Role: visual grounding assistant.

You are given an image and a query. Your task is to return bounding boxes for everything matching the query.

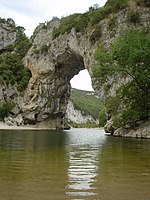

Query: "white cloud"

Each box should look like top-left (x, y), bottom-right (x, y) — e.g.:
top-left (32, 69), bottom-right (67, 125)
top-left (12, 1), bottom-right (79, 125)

top-left (71, 70), bottom-right (94, 91)
top-left (0, 0), bottom-right (107, 36)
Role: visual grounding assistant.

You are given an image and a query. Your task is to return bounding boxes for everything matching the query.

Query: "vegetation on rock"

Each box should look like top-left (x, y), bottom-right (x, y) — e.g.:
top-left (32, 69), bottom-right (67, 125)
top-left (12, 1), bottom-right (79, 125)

top-left (70, 88), bottom-right (104, 122)
top-left (0, 102), bottom-right (13, 121)
top-left (0, 0), bottom-right (149, 131)
top-left (135, 0), bottom-right (150, 7)
top-left (99, 108), bottom-right (107, 127)
top-left (52, 13), bottom-right (88, 39)
top-left (52, 0), bottom-right (131, 39)
top-left (127, 10), bottom-right (141, 24)
top-left (0, 18), bottom-right (31, 91)
top-left (93, 28), bottom-right (150, 128)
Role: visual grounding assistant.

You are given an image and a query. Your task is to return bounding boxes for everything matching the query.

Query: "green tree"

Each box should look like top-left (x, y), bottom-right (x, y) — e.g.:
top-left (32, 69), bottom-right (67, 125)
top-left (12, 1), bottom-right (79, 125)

top-left (99, 108), bottom-right (107, 127)
top-left (7, 18), bottom-right (15, 26)
top-left (0, 52), bottom-right (31, 90)
top-left (93, 28), bottom-right (150, 127)
top-left (105, 0), bottom-right (128, 11)
top-left (0, 19), bottom-right (31, 91)
top-left (0, 103), bottom-right (13, 121)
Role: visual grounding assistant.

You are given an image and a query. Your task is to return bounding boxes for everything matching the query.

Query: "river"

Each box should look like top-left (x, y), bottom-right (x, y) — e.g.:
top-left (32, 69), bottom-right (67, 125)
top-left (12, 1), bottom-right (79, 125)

top-left (0, 128), bottom-right (150, 200)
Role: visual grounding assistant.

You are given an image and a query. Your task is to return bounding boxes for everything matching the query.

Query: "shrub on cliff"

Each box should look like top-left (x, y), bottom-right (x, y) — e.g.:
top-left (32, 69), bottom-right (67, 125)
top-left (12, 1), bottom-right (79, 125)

top-left (0, 19), bottom-right (31, 91)
top-left (0, 102), bottom-right (13, 121)
top-left (0, 53), bottom-right (31, 91)
top-left (52, 0), bottom-right (129, 39)
top-left (136, 0), bottom-right (150, 7)
top-left (99, 108), bottom-right (107, 127)
top-left (105, 0), bottom-right (128, 12)
top-left (93, 28), bottom-right (150, 128)
top-left (88, 5), bottom-right (112, 26)
top-left (127, 10), bottom-right (141, 24)
top-left (52, 13), bottom-right (88, 39)
top-left (89, 26), bottom-right (102, 45)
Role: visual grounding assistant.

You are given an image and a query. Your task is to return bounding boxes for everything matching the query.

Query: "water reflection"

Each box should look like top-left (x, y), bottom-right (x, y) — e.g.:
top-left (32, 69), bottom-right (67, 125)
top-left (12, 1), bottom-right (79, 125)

top-left (0, 129), bottom-right (150, 200)
top-left (66, 128), bottom-right (106, 199)
top-left (0, 130), bottom-right (69, 200)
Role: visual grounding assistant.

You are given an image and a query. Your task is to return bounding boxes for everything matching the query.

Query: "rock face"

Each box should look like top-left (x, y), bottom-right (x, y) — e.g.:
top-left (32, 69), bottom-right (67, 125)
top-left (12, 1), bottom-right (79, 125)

top-left (113, 121), bottom-right (150, 139)
top-left (22, 21), bottom-right (86, 128)
top-left (21, 17), bottom-right (97, 128)
top-left (0, 21), bottom-right (17, 51)
top-left (0, 2), bottom-right (150, 132)
top-left (66, 100), bottom-right (97, 124)
top-left (23, 2), bottom-right (149, 129)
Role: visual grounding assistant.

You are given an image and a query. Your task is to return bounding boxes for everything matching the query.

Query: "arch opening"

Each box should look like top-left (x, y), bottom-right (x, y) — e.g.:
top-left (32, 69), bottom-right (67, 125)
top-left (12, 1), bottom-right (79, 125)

top-left (70, 69), bottom-right (94, 91)
top-left (23, 48), bottom-right (98, 129)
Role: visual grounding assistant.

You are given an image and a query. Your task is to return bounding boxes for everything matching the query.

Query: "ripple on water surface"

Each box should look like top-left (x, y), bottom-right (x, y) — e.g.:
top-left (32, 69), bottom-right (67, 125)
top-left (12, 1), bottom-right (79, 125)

top-left (0, 128), bottom-right (150, 200)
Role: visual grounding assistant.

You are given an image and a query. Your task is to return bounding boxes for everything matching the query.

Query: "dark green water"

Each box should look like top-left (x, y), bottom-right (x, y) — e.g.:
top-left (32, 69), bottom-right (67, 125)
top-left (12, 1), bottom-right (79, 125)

top-left (0, 128), bottom-right (150, 200)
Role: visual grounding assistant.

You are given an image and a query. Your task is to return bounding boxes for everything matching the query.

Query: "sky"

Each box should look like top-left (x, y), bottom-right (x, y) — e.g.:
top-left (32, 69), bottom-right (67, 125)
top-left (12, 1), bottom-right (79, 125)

top-left (0, 0), bottom-right (107, 91)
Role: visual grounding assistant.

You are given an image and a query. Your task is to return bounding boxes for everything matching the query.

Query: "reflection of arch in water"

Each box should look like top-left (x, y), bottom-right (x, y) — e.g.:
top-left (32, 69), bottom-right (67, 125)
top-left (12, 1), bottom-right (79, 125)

top-left (65, 128), bottom-right (106, 199)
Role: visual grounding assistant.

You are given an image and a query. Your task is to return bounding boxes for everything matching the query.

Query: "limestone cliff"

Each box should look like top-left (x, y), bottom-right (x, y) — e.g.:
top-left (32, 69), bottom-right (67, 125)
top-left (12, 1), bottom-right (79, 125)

top-left (23, 0), bottom-right (149, 130)
top-left (0, 1), bottom-right (149, 134)
top-left (66, 88), bottom-right (102, 125)
top-left (66, 101), bottom-right (97, 124)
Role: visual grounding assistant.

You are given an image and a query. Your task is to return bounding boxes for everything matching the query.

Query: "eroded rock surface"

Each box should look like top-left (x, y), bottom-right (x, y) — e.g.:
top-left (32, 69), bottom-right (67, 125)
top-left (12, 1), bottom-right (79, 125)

top-left (66, 100), bottom-right (97, 124)
top-left (0, 2), bottom-right (150, 132)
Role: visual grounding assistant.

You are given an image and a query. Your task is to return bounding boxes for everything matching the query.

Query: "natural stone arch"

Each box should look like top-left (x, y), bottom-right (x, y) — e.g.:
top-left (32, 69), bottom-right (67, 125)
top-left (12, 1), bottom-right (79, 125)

top-left (22, 4), bottom-right (149, 129)
top-left (21, 20), bottom-right (95, 129)
top-left (23, 46), bottom-right (85, 128)
top-left (54, 49), bottom-right (85, 80)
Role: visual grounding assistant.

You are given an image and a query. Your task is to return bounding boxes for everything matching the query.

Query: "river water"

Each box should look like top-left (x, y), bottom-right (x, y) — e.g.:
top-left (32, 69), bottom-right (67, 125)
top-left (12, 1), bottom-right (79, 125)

top-left (0, 128), bottom-right (150, 200)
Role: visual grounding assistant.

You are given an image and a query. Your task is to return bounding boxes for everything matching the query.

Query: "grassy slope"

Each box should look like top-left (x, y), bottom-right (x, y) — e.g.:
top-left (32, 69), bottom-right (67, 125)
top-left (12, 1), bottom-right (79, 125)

top-left (69, 88), bottom-right (104, 119)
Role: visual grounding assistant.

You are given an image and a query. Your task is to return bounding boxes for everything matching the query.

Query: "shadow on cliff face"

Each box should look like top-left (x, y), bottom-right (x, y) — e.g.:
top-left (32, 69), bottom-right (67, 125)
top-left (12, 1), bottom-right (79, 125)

top-left (55, 49), bottom-right (85, 80)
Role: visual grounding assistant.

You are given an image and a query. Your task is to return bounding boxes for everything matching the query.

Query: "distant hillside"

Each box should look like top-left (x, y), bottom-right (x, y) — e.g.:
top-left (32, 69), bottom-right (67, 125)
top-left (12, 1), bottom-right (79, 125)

top-left (69, 88), bottom-right (104, 120)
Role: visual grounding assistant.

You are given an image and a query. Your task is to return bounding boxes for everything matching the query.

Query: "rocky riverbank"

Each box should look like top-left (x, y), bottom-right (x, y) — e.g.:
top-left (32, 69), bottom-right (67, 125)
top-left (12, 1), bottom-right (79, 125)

top-left (114, 121), bottom-right (150, 139)
top-left (0, 122), bottom-right (56, 130)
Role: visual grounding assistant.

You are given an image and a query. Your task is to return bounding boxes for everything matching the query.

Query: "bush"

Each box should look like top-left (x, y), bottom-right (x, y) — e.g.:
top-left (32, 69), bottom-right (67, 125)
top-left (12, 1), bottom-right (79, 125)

top-left (93, 44), bottom-right (114, 85)
top-left (15, 34), bottom-right (31, 59)
top-left (74, 13), bottom-right (89, 32)
top-left (89, 27), bottom-right (102, 45)
top-left (93, 28), bottom-right (150, 128)
top-left (88, 9), bottom-right (104, 26)
top-left (106, 0), bottom-right (128, 12)
top-left (17, 69), bottom-right (31, 91)
top-left (127, 10), bottom-right (141, 24)
top-left (105, 96), bottom-right (120, 117)
top-left (52, 13), bottom-right (89, 39)
top-left (99, 108), bottom-right (107, 127)
top-left (52, 0), bottom-right (128, 39)
top-left (40, 45), bottom-right (49, 53)
top-left (108, 16), bottom-right (117, 29)
top-left (88, 5), bottom-right (112, 26)
top-left (114, 108), bottom-right (141, 128)
top-left (0, 18), bottom-right (6, 24)
top-left (52, 27), bottom-right (61, 39)
top-left (7, 18), bottom-right (15, 26)
top-left (0, 53), bottom-right (31, 90)
top-left (0, 19), bottom-right (32, 91)
top-left (136, 0), bottom-right (150, 7)
top-left (52, 4), bottom-right (113, 39)
top-left (0, 102), bottom-right (13, 120)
